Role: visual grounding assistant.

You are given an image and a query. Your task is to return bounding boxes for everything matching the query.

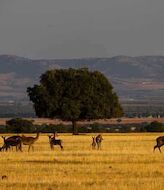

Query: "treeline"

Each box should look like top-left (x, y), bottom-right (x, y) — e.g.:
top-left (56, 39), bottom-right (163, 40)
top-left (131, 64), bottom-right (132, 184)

top-left (0, 118), bottom-right (164, 133)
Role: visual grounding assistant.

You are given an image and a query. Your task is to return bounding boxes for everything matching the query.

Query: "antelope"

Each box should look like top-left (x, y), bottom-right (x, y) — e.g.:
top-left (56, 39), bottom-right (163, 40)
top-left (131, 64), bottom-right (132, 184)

top-left (95, 134), bottom-right (103, 150)
top-left (91, 136), bottom-right (96, 149)
top-left (3, 135), bottom-right (22, 151)
top-left (48, 133), bottom-right (63, 150)
top-left (2, 135), bottom-right (22, 151)
top-left (21, 132), bottom-right (39, 152)
top-left (1, 136), bottom-right (22, 152)
top-left (154, 136), bottom-right (164, 153)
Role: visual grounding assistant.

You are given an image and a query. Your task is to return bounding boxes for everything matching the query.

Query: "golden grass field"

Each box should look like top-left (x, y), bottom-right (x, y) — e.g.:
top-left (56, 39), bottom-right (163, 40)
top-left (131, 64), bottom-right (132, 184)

top-left (0, 133), bottom-right (163, 190)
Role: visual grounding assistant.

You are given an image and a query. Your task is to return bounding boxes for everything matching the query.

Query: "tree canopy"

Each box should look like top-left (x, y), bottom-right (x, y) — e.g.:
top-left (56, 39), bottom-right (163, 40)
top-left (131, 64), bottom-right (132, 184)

top-left (27, 68), bottom-right (123, 134)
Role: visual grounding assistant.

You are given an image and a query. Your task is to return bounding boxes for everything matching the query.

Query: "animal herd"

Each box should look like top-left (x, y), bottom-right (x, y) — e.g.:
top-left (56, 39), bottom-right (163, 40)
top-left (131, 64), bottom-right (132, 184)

top-left (0, 132), bottom-right (64, 152)
top-left (0, 133), bottom-right (163, 153)
top-left (0, 133), bottom-right (40, 152)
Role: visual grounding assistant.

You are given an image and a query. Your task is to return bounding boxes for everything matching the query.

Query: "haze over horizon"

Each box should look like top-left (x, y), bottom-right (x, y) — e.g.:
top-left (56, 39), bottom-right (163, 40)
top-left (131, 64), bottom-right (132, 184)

top-left (1, 1), bottom-right (164, 59)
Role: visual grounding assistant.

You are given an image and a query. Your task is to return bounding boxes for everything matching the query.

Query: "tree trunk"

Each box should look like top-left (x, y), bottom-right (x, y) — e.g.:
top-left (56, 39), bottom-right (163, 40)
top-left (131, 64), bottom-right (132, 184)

top-left (72, 120), bottom-right (78, 135)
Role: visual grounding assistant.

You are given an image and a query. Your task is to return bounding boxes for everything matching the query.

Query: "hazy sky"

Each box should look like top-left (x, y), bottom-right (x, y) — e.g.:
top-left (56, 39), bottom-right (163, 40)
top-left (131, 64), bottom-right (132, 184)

top-left (1, 0), bottom-right (164, 59)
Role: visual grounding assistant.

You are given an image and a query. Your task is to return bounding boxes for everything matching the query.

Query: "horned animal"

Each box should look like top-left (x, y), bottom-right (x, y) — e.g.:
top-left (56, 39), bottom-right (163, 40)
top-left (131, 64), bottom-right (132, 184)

top-left (154, 136), bottom-right (164, 153)
top-left (21, 132), bottom-right (39, 152)
top-left (48, 134), bottom-right (63, 150)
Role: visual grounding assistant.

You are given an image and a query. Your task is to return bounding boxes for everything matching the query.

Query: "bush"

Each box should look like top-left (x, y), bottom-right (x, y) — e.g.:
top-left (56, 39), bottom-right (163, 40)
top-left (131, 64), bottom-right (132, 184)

top-left (6, 118), bottom-right (35, 133)
top-left (90, 123), bottom-right (102, 132)
top-left (145, 121), bottom-right (164, 132)
top-left (35, 124), bottom-right (72, 133)
top-left (0, 125), bottom-right (7, 133)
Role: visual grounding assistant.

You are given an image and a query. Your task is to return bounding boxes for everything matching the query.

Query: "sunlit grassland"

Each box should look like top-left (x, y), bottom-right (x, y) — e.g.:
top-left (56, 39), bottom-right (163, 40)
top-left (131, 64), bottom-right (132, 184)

top-left (0, 133), bottom-right (163, 190)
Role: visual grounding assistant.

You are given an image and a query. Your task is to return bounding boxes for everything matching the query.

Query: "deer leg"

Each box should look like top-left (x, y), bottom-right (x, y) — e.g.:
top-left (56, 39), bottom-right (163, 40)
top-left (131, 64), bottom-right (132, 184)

top-left (5, 145), bottom-right (8, 151)
top-left (20, 144), bottom-right (23, 152)
top-left (5, 145), bottom-right (9, 152)
top-left (97, 142), bottom-right (101, 150)
top-left (158, 146), bottom-right (162, 153)
top-left (28, 145), bottom-right (31, 152)
top-left (1, 145), bottom-right (5, 152)
top-left (154, 145), bottom-right (158, 152)
top-left (50, 143), bottom-right (54, 150)
top-left (97, 143), bottom-right (99, 150)
top-left (1, 145), bottom-right (5, 151)
top-left (60, 145), bottom-right (63, 150)
top-left (16, 145), bottom-right (20, 152)
top-left (18, 144), bottom-right (22, 152)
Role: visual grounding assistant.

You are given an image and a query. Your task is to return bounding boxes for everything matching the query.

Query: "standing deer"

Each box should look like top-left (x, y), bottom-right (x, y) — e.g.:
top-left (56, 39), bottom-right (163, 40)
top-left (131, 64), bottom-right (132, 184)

top-left (1, 136), bottom-right (22, 152)
top-left (95, 134), bottom-right (103, 150)
top-left (21, 132), bottom-right (39, 152)
top-left (3, 135), bottom-right (22, 151)
top-left (91, 136), bottom-right (96, 149)
top-left (154, 136), bottom-right (164, 153)
top-left (48, 133), bottom-right (63, 150)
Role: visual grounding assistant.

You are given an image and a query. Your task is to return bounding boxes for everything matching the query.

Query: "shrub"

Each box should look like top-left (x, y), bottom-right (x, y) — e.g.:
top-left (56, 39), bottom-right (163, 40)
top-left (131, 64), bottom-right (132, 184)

top-left (145, 121), bottom-right (164, 132)
top-left (6, 118), bottom-right (34, 133)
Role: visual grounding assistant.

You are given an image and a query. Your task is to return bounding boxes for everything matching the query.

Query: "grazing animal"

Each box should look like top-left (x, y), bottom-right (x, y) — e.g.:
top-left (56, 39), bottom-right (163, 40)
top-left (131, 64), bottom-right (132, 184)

top-left (154, 136), bottom-right (164, 153)
top-left (21, 133), bottom-right (39, 152)
top-left (1, 136), bottom-right (22, 152)
top-left (91, 136), bottom-right (96, 149)
top-left (2, 135), bottom-right (22, 151)
top-left (48, 134), bottom-right (63, 150)
top-left (95, 134), bottom-right (103, 150)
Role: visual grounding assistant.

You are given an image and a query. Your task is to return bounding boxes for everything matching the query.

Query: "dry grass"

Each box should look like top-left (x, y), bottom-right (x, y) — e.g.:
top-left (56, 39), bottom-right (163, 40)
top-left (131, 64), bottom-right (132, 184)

top-left (0, 133), bottom-right (163, 190)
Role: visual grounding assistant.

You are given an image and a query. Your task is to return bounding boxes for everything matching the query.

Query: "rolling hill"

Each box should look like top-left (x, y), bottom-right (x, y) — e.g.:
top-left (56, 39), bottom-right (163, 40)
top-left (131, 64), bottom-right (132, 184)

top-left (0, 54), bottom-right (164, 102)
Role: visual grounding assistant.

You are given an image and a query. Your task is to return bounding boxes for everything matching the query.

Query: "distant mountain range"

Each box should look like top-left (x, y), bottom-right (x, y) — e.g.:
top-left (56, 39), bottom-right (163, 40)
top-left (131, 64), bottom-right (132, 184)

top-left (0, 54), bottom-right (164, 102)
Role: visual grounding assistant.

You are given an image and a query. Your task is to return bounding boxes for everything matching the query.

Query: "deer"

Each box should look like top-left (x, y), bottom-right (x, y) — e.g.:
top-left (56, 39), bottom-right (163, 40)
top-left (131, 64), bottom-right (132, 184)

top-left (2, 135), bottom-right (22, 151)
top-left (91, 136), bottom-right (96, 149)
top-left (21, 132), bottom-right (39, 152)
top-left (154, 136), bottom-right (164, 153)
top-left (48, 132), bottom-right (63, 150)
top-left (0, 136), bottom-right (22, 152)
top-left (95, 134), bottom-right (103, 150)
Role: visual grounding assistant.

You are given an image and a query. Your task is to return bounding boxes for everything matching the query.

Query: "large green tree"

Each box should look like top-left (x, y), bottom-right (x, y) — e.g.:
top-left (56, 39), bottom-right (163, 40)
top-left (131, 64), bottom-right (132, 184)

top-left (27, 68), bottom-right (123, 134)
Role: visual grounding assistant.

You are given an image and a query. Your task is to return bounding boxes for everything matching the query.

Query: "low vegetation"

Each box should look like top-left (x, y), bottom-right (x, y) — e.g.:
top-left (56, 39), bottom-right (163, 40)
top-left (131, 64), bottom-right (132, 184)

top-left (0, 133), bottom-right (163, 190)
top-left (1, 118), bottom-right (164, 133)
